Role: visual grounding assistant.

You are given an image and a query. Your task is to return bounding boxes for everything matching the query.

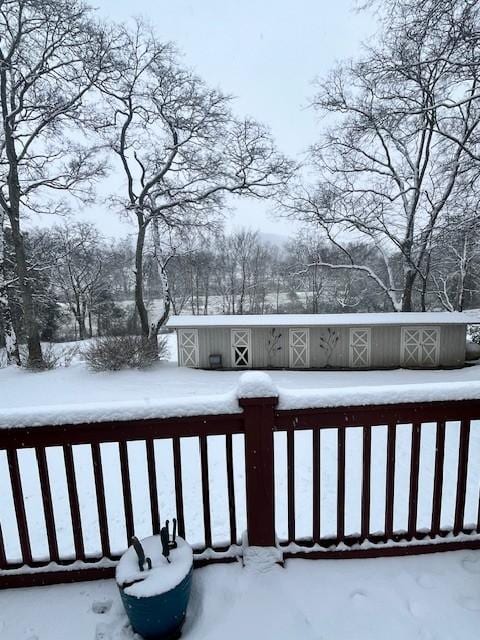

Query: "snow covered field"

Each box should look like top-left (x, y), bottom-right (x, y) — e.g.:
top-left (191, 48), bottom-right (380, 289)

top-left (2, 333), bottom-right (480, 427)
top-left (2, 551), bottom-right (480, 639)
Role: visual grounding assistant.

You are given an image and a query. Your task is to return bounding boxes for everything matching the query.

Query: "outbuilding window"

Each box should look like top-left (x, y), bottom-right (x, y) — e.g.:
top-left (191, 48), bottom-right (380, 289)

top-left (231, 328), bottom-right (251, 367)
top-left (401, 327), bottom-right (440, 367)
top-left (178, 329), bottom-right (199, 367)
top-left (289, 328), bottom-right (310, 368)
top-left (349, 328), bottom-right (371, 367)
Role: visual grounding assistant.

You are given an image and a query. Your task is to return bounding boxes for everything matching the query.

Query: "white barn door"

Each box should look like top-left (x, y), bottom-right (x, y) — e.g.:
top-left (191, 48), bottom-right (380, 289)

top-left (178, 329), bottom-right (199, 367)
top-left (231, 329), bottom-right (251, 368)
top-left (289, 328), bottom-right (310, 368)
top-left (401, 327), bottom-right (440, 366)
top-left (349, 328), bottom-right (371, 368)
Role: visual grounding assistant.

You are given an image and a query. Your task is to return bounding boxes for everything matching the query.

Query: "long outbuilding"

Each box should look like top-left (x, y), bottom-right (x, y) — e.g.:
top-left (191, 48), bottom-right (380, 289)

top-left (166, 312), bottom-right (478, 370)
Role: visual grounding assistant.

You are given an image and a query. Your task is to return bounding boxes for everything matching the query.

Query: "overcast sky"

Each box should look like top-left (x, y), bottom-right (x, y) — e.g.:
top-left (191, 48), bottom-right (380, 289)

top-left (78, 0), bottom-right (376, 240)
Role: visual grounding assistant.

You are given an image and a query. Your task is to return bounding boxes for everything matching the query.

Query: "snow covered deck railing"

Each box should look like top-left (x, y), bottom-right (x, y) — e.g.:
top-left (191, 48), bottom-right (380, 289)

top-left (2, 372), bottom-right (480, 589)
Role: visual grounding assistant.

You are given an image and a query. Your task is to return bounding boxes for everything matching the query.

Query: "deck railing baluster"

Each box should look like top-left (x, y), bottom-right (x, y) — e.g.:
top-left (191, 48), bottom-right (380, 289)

top-left (454, 419), bottom-right (471, 535)
top-left (408, 423), bottom-right (422, 539)
top-left (361, 426), bottom-right (372, 541)
top-left (118, 441), bottom-right (134, 545)
top-left (225, 434), bottom-right (237, 546)
top-left (6, 449), bottom-right (32, 565)
top-left (385, 424), bottom-right (396, 537)
top-left (312, 428), bottom-right (321, 543)
top-left (173, 437), bottom-right (186, 539)
top-left (337, 427), bottom-right (346, 542)
top-left (145, 439), bottom-right (161, 536)
top-left (431, 421), bottom-right (446, 536)
top-left (287, 430), bottom-right (295, 543)
top-left (91, 443), bottom-right (110, 558)
top-left (199, 435), bottom-right (212, 549)
top-left (0, 522), bottom-right (7, 569)
top-left (62, 444), bottom-right (85, 561)
top-left (35, 446), bottom-right (59, 563)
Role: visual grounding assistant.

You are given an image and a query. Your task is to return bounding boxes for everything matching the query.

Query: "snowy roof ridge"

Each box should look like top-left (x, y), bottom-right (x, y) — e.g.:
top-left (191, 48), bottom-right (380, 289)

top-left (167, 311), bottom-right (479, 328)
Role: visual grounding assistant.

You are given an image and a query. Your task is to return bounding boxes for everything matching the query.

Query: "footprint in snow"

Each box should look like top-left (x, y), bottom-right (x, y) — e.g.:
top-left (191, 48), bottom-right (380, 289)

top-left (92, 600), bottom-right (113, 615)
top-left (416, 574), bottom-right (436, 589)
top-left (461, 553), bottom-right (480, 574)
top-left (406, 599), bottom-right (425, 619)
top-left (350, 589), bottom-right (368, 606)
top-left (457, 596), bottom-right (480, 612)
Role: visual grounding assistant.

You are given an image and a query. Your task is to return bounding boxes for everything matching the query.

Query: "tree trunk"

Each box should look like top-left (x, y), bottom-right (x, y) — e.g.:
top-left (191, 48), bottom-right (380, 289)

top-left (204, 279), bottom-right (209, 315)
top-left (420, 275), bottom-right (427, 312)
top-left (74, 296), bottom-right (86, 339)
top-left (401, 270), bottom-right (416, 311)
top-left (143, 217), bottom-right (173, 358)
top-left (0, 296), bottom-right (21, 365)
top-left (0, 216), bottom-right (20, 365)
top-left (8, 214), bottom-right (44, 367)
top-left (134, 222), bottom-right (150, 337)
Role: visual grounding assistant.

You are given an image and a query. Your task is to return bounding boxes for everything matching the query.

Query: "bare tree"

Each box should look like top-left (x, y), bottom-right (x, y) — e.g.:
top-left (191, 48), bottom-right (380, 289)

top-left (0, 0), bottom-right (113, 367)
top-left (430, 209), bottom-right (480, 311)
top-left (50, 222), bottom-right (106, 339)
top-left (283, 0), bottom-right (480, 311)
top-left (99, 23), bottom-right (294, 349)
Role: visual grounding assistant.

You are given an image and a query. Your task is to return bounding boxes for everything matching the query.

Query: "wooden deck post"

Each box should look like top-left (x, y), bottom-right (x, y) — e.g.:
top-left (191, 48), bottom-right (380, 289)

top-left (239, 396), bottom-right (278, 547)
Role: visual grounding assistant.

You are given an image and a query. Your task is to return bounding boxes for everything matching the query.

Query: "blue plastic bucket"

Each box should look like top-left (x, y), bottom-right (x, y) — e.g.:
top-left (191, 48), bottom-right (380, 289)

top-left (120, 565), bottom-right (193, 639)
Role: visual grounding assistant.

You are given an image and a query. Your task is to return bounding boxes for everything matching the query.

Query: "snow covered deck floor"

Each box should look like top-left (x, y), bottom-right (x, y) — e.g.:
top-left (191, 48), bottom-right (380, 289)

top-left (2, 551), bottom-right (480, 639)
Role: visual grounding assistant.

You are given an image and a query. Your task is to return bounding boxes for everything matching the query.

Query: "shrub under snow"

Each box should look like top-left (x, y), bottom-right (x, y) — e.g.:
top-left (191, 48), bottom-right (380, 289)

top-left (84, 336), bottom-right (168, 372)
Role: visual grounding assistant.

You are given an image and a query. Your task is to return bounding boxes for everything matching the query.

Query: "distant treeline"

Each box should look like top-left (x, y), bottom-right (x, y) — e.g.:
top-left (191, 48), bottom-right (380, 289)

top-left (2, 223), bottom-right (479, 348)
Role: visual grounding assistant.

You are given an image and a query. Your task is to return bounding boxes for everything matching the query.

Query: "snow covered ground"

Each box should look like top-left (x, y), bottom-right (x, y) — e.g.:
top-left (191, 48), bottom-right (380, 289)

top-left (2, 551), bottom-right (480, 639)
top-left (1, 333), bottom-right (480, 427)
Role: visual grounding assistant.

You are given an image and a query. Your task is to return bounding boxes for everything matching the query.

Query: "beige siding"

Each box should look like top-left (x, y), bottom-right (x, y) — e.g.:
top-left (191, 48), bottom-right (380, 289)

top-left (439, 325), bottom-right (466, 367)
top-left (370, 326), bottom-right (401, 368)
top-left (181, 322), bottom-right (467, 369)
top-left (197, 327), bottom-right (232, 368)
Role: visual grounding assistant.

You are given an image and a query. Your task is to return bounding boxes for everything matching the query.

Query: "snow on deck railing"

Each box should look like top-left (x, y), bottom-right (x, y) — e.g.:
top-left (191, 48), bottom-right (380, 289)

top-left (278, 379), bottom-right (480, 411)
top-left (3, 372), bottom-right (480, 429)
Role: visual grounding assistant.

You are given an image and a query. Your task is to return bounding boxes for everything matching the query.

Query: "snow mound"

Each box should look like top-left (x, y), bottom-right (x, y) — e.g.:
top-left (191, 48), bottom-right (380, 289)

top-left (116, 535), bottom-right (193, 598)
top-left (243, 545), bottom-right (283, 572)
top-left (236, 371), bottom-right (278, 399)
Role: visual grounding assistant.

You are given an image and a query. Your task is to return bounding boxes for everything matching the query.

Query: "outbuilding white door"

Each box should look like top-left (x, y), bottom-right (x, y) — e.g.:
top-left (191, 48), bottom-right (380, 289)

top-left (289, 328), bottom-right (310, 368)
top-left (231, 329), bottom-right (251, 368)
top-left (401, 327), bottom-right (440, 366)
top-left (178, 329), bottom-right (199, 367)
top-left (349, 328), bottom-right (371, 368)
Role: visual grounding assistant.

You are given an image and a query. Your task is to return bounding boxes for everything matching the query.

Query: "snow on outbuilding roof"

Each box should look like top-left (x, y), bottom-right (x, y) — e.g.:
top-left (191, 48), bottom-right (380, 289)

top-left (167, 311), bottom-right (479, 329)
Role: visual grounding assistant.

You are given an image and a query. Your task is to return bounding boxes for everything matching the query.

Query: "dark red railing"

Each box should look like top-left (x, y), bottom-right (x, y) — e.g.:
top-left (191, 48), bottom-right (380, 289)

top-left (1, 396), bottom-right (480, 589)
top-left (274, 400), bottom-right (480, 559)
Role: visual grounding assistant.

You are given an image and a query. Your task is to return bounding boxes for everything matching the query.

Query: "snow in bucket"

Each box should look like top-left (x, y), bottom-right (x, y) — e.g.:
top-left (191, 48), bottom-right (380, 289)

top-left (116, 535), bottom-right (193, 598)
